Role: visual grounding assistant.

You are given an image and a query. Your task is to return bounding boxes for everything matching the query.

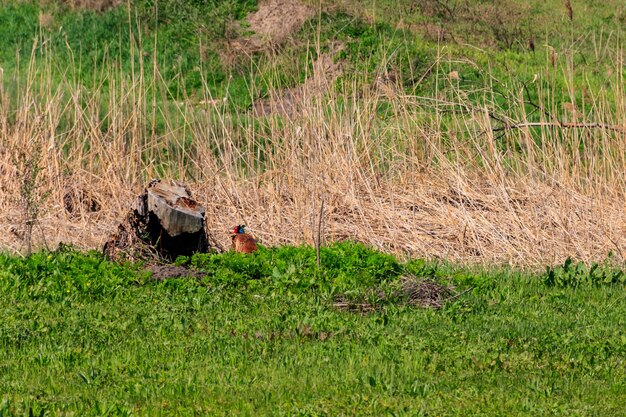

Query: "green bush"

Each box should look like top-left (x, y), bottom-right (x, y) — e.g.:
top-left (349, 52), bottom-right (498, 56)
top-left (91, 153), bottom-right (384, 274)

top-left (189, 241), bottom-right (401, 292)
top-left (0, 246), bottom-right (141, 302)
top-left (543, 257), bottom-right (626, 288)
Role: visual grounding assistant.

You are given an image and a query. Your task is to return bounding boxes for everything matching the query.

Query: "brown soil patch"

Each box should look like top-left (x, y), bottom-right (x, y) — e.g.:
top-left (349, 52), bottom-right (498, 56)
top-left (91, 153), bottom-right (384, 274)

top-left (222, 0), bottom-right (342, 117)
top-left (394, 277), bottom-right (456, 308)
top-left (334, 277), bottom-right (458, 313)
top-left (62, 0), bottom-right (123, 12)
top-left (63, 185), bottom-right (102, 218)
top-left (253, 43), bottom-right (344, 116)
top-left (231, 0), bottom-right (316, 53)
top-left (248, 0), bottom-right (314, 44)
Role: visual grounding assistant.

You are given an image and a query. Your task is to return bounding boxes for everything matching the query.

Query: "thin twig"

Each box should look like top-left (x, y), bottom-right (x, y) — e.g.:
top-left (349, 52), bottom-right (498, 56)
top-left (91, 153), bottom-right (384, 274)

top-left (608, 237), bottom-right (624, 263)
top-left (492, 121), bottom-right (626, 134)
top-left (445, 286), bottom-right (475, 302)
top-left (521, 80), bottom-right (559, 123)
top-left (316, 199), bottom-right (324, 268)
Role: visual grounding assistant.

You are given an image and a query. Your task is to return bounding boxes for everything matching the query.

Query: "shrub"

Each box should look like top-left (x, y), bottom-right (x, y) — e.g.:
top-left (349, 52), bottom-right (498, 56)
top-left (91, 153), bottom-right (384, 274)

top-left (543, 257), bottom-right (626, 288)
top-left (189, 241), bottom-right (402, 292)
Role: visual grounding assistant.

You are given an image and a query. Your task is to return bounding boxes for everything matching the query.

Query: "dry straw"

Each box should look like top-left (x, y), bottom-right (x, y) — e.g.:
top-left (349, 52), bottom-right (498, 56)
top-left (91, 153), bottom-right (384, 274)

top-left (0, 26), bottom-right (624, 268)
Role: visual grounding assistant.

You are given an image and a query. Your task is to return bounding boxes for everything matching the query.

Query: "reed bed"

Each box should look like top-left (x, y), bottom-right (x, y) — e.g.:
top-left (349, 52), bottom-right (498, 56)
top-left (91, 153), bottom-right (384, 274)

top-left (1, 35), bottom-right (624, 267)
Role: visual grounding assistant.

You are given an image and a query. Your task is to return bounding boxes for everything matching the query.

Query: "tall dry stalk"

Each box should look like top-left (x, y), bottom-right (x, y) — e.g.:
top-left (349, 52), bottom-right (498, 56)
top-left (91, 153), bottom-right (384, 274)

top-left (0, 18), bottom-right (624, 266)
top-left (564, 0), bottom-right (573, 21)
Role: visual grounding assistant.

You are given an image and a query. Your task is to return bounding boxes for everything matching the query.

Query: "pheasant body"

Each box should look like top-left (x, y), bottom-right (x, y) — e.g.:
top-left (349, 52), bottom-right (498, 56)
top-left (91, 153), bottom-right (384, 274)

top-left (231, 225), bottom-right (258, 253)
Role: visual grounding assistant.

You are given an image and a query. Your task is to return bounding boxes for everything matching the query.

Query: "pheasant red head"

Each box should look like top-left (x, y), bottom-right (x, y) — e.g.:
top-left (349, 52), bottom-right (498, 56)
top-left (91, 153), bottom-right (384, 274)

top-left (231, 225), bottom-right (257, 253)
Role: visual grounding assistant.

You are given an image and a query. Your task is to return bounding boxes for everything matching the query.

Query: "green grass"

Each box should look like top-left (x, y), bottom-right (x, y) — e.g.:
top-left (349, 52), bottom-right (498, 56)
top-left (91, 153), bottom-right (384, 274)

top-left (1, 0), bottom-right (622, 107)
top-left (1, 243), bottom-right (626, 416)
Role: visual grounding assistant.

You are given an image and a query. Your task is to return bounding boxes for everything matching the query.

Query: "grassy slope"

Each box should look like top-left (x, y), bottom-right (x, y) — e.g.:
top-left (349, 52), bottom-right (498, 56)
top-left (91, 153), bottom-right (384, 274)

top-left (1, 245), bottom-right (626, 416)
top-left (1, 0), bottom-right (623, 192)
top-left (1, 0), bottom-right (623, 107)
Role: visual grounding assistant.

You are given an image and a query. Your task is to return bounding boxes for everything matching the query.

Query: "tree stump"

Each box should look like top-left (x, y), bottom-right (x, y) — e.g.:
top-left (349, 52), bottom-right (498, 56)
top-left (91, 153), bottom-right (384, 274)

top-left (104, 179), bottom-right (210, 261)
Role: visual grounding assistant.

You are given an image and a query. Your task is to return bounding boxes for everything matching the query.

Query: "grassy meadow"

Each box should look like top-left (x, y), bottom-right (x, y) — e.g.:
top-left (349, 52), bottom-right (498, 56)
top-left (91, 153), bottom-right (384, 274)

top-left (1, 244), bottom-right (626, 416)
top-left (1, 0), bottom-right (626, 415)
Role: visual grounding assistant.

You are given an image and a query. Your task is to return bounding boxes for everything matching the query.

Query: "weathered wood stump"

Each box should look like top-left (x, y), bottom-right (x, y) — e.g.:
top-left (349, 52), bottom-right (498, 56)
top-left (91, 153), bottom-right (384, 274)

top-left (104, 179), bottom-right (210, 261)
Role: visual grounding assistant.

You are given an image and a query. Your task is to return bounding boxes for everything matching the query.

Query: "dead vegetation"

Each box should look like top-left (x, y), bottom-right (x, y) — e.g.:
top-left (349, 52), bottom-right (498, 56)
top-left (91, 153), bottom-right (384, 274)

top-left (146, 264), bottom-right (207, 281)
top-left (239, 0), bottom-right (315, 51)
top-left (333, 276), bottom-right (458, 313)
top-left (0, 34), bottom-right (625, 267)
top-left (220, 0), bottom-right (335, 115)
top-left (61, 0), bottom-right (123, 12)
top-left (224, 0), bottom-right (316, 61)
top-left (253, 42), bottom-right (344, 116)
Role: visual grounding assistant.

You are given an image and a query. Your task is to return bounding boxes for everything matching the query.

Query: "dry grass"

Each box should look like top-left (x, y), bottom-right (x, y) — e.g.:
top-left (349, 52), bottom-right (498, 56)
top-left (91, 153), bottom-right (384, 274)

top-left (334, 277), bottom-right (457, 312)
top-left (61, 0), bottom-right (124, 12)
top-left (0, 37), bottom-right (625, 267)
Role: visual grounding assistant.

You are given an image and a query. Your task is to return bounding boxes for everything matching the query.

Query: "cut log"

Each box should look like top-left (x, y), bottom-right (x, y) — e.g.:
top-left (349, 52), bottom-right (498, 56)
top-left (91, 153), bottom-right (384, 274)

top-left (146, 181), bottom-right (205, 237)
top-left (104, 179), bottom-right (211, 261)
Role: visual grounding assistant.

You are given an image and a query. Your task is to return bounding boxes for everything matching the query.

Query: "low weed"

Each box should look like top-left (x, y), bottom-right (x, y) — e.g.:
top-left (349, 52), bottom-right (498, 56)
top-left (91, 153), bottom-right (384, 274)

top-left (188, 241), bottom-right (402, 294)
top-left (543, 257), bottom-right (626, 288)
top-left (1, 245), bottom-right (626, 415)
top-left (0, 245), bottom-right (142, 303)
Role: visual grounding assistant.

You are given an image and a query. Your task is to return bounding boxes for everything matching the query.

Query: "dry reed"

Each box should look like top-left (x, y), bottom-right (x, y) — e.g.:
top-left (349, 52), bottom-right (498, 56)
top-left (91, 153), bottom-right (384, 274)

top-left (0, 29), bottom-right (624, 268)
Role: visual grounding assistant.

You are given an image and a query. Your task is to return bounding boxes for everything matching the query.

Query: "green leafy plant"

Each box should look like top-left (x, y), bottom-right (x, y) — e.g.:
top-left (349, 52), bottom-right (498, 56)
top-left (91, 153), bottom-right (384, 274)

top-left (189, 241), bottom-right (401, 293)
top-left (1, 245), bottom-right (626, 415)
top-left (543, 257), bottom-right (626, 288)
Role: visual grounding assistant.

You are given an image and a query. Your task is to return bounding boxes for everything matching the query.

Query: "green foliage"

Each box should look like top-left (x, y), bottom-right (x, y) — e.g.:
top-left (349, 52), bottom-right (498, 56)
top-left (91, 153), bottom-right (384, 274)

top-left (190, 241), bottom-right (401, 292)
top-left (0, 0), bottom-right (258, 98)
top-left (543, 257), bottom-right (626, 288)
top-left (0, 246), bottom-right (141, 303)
top-left (0, 2), bottom-right (39, 58)
top-left (1, 245), bottom-right (626, 415)
top-left (297, 12), bottom-right (433, 90)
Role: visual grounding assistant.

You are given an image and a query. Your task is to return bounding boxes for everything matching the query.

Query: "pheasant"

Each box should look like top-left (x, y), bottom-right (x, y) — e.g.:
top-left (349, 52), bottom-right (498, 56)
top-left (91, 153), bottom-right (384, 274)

top-left (231, 225), bottom-right (258, 253)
